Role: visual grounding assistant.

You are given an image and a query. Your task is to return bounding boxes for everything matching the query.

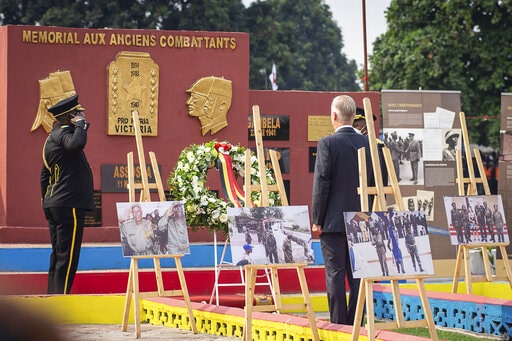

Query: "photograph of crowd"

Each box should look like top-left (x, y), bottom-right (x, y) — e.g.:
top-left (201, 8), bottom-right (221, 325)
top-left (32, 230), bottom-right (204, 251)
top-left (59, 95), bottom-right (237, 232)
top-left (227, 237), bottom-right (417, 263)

top-left (443, 195), bottom-right (509, 245)
top-left (116, 201), bottom-right (190, 257)
top-left (227, 206), bottom-right (314, 266)
top-left (343, 210), bottom-right (434, 278)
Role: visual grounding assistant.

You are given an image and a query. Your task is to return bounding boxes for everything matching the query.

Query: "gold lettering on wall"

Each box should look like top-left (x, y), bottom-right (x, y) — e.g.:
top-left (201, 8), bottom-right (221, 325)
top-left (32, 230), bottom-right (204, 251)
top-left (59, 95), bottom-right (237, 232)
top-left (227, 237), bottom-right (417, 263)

top-left (22, 29), bottom-right (238, 50)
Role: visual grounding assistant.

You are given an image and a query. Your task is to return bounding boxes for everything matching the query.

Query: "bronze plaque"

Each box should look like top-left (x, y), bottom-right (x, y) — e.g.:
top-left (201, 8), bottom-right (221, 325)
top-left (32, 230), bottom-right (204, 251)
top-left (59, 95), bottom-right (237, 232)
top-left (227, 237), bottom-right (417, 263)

top-left (308, 115), bottom-right (333, 141)
top-left (107, 51), bottom-right (159, 136)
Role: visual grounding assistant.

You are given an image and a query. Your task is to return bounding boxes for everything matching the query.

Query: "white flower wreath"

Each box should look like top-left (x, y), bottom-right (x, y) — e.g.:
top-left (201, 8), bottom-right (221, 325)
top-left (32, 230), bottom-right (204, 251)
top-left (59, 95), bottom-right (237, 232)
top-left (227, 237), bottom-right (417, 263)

top-left (167, 140), bottom-right (281, 234)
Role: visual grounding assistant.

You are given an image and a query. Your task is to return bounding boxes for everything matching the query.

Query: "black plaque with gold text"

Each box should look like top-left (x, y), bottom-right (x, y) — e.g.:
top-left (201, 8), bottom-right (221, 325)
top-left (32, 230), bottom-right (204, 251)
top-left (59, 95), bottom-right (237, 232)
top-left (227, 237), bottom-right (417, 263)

top-left (248, 114), bottom-right (289, 140)
top-left (101, 164), bottom-right (161, 192)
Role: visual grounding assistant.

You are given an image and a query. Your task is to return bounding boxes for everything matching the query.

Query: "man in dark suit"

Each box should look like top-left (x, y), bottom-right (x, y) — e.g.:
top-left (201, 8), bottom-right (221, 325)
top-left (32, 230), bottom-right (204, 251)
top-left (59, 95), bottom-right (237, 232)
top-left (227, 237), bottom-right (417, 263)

top-left (312, 95), bottom-right (373, 325)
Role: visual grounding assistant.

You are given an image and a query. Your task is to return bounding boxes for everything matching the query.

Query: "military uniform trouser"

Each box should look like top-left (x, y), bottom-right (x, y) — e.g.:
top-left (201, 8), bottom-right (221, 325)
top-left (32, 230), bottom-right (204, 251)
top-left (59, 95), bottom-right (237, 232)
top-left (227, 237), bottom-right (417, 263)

top-left (44, 207), bottom-right (85, 294)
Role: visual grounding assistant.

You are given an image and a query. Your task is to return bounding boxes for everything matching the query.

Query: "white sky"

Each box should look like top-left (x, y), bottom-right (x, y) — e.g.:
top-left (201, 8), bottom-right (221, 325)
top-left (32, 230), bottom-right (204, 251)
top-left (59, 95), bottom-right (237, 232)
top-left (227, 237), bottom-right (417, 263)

top-left (242, 0), bottom-right (391, 67)
top-left (328, 0), bottom-right (391, 67)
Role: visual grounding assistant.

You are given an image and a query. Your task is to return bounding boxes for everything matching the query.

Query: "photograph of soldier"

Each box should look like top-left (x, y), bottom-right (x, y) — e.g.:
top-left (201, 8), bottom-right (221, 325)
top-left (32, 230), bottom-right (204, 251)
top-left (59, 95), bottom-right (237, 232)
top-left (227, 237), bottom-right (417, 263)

top-left (405, 225), bottom-right (424, 272)
top-left (343, 210), bottom-right (433, 278)
top-left (156, 202), bottom-right (190, 255)
top-left (416, 190), bottom-right (435, 221)
top-left (263, 229), bottom-right (279, 264)
top-left (116, 201), bottom-right (190, 256)
top-left (443, 195), bottom-right (509, 245)
top-left (117, 203), bottom-right (155, 256)
top-left (386, 210), bottom-right (405, 274)
top-left (493, 204), bottom-right (505, 242)
top-left (371, 227), bottom-right (389, 276)
top-left (483, 201), bottom-right (496, 242)
top-left (227, 206), bottom-right (314, 265)
top-left (441, 129), bottom-right (461, 161)
top-left (384, 128), bottom-right (424, 185)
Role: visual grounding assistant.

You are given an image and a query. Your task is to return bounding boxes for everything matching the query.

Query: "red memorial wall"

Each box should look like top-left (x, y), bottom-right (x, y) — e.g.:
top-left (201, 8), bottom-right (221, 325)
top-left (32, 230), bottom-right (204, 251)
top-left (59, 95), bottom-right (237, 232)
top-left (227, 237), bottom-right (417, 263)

top-left (0, 25), bottom-right (380, 243)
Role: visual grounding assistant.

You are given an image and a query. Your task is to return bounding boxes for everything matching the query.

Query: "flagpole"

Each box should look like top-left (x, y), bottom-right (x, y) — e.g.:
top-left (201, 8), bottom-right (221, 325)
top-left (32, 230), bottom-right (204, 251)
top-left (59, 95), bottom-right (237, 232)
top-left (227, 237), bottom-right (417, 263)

top-left (362, 0), bottom-right (369, 91)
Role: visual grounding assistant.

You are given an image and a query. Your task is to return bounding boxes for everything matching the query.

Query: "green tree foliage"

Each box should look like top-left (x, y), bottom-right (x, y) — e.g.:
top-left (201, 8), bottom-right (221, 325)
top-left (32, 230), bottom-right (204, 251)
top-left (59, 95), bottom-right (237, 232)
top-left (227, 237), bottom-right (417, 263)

top-left (246, 0), bottom-right (358, 90)
top-left (370, 0), bottom-right (512, 149)
top-left (0, 0), bottom-right (358, 92)
top-left (161, 0), bottom-right (247, 32)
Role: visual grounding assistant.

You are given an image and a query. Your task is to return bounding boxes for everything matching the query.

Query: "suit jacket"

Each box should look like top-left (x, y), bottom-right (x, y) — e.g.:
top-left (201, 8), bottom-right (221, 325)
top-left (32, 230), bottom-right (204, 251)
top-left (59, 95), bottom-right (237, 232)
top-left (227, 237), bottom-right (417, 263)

top-left (312, 127), bottom-right (373, 233)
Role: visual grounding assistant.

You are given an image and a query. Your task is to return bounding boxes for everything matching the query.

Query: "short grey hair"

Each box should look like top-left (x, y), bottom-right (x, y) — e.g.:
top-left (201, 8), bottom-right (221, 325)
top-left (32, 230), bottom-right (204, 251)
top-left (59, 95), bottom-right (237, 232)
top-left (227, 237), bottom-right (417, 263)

top-left (331, 95), bottom-right (356, 122)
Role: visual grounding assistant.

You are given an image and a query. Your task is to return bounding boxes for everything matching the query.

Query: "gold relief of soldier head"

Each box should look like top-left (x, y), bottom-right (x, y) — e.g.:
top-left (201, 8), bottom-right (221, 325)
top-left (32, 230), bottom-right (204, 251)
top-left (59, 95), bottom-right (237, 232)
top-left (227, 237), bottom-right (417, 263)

top-left (186, 76), bottom-right (232, 136)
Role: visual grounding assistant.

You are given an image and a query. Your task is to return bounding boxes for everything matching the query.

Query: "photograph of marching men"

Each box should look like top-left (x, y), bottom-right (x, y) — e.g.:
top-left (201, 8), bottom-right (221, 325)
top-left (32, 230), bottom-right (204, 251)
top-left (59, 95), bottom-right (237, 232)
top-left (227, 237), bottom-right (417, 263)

top-left (227, 206), bottom-right (314, 266)
top-left (443, 195), bottom-right (509, 245)
top-left (401, 190), bottom-right (435, 222)
top-left (383, 128), bottom-right (424, 185)
top-left (116, 201), bottom-right (190, 257)
top-left (343, 210), bottom-right (434, 278)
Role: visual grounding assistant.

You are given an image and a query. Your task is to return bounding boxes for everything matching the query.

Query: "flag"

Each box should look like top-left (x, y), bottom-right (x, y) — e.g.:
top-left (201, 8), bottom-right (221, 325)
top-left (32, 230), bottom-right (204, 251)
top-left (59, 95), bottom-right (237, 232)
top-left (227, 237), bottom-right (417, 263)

top-left (268, 62), bottom-right (278, 90)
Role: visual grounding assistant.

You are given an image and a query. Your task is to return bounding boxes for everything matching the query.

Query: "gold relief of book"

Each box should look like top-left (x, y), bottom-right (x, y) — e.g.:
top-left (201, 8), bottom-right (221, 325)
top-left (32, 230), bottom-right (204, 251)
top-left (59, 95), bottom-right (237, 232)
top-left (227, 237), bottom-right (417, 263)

top-left (107, 51), bottom-right (159, 136)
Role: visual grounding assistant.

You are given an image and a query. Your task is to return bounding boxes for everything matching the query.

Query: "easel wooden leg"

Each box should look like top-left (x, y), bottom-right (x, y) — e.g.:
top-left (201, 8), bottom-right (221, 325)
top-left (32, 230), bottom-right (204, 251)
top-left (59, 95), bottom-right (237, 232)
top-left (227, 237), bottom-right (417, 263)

top-left (174, 256), bottom-right (197, 333)
top-left (391, 279), bottom-right (405, 328)
top-left (417, 278), bottom-right (439, 341)
top-left (351, 279), bottom-right (367, 341)
top-left (122, 258), bottom-right (134, 332)
top-left (451, 245), bottom-right (464, 293)
top-left (269, 267), bottom-right (280, 309)
top-left (296, 266), bottom-right (319, 341)
top-left (481, 246), bottom-right (493, 282)
top-left (499, 245), bottom-right (512, 288)
top-left (120, 257), bottom-right (143, 338)
top-left (243, 266), bottom-right (257, 341)
top-left (154, 258), bottom-right (165, 296)
top-left (463, 246), bottom-right (472, 294)
top-left (132, 258), bottom-right (142, 338)
top-left (365, 280), bottom-right (376, 341)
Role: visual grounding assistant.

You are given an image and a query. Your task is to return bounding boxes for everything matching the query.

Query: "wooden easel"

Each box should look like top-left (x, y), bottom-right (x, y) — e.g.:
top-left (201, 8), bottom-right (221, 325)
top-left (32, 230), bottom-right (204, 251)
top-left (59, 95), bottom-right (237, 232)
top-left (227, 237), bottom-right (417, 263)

top-left (451, 112), bottom-right (512, 294)
top-left (208, 104), bottom-right (284, 305)
top-left (241, 105), bottom-right (319, 341)
top-left (351, 98), bottom-right (439, 341)
top-left (121, 110), bottom-right (197, 338)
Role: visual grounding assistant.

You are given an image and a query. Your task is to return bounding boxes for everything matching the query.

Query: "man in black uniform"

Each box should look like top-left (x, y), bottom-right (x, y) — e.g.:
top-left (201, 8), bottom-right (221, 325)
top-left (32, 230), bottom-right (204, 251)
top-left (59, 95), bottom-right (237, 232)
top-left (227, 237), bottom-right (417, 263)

top-left (40, 94), bottom-right (94, 294)
top-left (352, 107), bottom-right (388, 186)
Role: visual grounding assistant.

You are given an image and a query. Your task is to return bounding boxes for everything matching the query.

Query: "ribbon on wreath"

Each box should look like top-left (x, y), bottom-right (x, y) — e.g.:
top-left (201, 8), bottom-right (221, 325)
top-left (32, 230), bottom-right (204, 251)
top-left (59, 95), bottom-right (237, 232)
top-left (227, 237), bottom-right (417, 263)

top-left (215, 141), bottom-right (246, 207)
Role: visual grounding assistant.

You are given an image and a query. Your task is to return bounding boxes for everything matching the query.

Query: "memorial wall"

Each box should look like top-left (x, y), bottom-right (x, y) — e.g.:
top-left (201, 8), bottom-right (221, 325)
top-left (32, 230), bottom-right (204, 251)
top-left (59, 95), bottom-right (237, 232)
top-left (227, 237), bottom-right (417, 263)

top-left (0, 25), bottom-right (381, 243)
top-left (3, 25), bottom-right (507, 260)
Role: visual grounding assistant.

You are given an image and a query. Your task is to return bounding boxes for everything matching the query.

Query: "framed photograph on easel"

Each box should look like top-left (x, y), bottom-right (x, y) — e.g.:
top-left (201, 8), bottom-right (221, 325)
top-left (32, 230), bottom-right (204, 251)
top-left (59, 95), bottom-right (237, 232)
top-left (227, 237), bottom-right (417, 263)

top-left (443, 194), bottom-right (509, 245)
top-left (227, 205), bottom-right (314, 266)
top-left (116, 201), bottom-right (190, 256)
top-left (343, 210), bottom-right (434, 278)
